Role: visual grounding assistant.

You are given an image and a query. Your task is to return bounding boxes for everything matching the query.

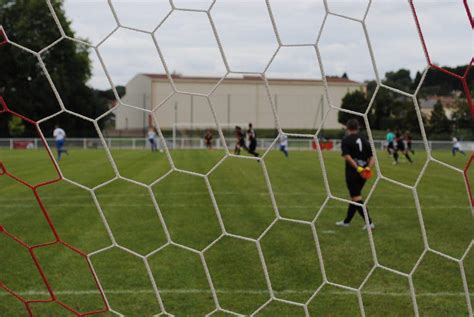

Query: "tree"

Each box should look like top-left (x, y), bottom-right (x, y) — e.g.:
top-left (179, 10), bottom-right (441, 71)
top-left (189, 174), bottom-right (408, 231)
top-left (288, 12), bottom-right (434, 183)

top-left (384, 69), bottom-right (412, 91)
top-left (0, 0), bottom-right (110, 137)
top-left (8, 116), bottom-right (25, 136)
top-left (451, 99), bottom-right (472, 131)
top-left (429, 101), bottom-right (451, 134)
top-left (338, 90), bottom-right (368, 127)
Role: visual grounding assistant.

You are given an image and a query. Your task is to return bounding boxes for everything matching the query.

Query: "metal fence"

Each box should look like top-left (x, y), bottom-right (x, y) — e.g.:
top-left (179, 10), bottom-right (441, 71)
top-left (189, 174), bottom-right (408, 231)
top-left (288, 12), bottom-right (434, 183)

top-left (1, 138), bottom-right (473, 152)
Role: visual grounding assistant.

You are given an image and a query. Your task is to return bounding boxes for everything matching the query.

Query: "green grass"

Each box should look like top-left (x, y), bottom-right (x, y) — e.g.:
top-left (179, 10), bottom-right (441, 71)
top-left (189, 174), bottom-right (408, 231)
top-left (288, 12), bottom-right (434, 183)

top-left (0, 147), bottom-right (472, 316)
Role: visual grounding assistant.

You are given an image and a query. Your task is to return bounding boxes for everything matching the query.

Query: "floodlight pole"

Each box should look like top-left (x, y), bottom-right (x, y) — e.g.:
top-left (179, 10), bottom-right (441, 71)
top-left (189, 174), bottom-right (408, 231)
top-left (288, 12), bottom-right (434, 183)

top-left (173, 101), bottom-right (178, 149)
top-left (227, 94), bottom-right (231, 126)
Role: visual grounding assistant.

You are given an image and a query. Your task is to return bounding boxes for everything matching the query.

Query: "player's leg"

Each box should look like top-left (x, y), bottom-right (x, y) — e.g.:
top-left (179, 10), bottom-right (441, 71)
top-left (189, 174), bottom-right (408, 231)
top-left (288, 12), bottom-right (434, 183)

top-left (283, 145), bottom-right (288, 157)
top-left (352, 178), bottom-right (373, 229)
top-left (248, 140), bottom-right (259, 157)
top-left (234, 143), bottom-right (240, 155)
top-left (336, 175), bottom-right (363, 226)
top-left (393, 150), bottom-right (399, 164)
top-left (150, 139), bottom-right (155, 152)
top-left (55, 140), bottom-right (61, 160)
top-left (452, 147), bottom-right (456, 156)
top-left (337, 175), bottom-right (373, 228)
top-left (404, 150), bottom-right (413, 163)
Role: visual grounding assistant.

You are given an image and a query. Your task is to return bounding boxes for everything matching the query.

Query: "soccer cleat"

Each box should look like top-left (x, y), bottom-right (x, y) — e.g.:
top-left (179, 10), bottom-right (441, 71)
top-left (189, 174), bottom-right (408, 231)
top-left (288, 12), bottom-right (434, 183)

top-left (362, 223), bottom-right (375, 230)
top-left (392, 161), bottom-right (398, 165)
top-left (336, 221), bottom-right (350, 227)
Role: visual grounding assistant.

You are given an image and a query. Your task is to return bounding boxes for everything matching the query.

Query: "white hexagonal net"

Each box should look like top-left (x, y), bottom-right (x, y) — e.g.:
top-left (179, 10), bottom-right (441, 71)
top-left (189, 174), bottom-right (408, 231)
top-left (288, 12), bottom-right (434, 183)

top-left (0, 1), bottom-right (472, 316)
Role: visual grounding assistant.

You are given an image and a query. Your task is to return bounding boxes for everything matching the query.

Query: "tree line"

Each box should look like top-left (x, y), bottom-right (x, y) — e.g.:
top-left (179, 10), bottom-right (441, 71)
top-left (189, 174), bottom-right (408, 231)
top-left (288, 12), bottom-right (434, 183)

top-left (338, 67), bottom-right (473, 140)
top-left (0, 0), bottom-right (120, 138)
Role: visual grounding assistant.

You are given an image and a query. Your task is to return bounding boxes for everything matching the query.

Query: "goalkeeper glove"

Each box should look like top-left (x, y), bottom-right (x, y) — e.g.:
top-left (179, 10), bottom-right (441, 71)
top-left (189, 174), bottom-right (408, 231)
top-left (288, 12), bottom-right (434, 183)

top-left (360, 167), bottom-right (373, 180)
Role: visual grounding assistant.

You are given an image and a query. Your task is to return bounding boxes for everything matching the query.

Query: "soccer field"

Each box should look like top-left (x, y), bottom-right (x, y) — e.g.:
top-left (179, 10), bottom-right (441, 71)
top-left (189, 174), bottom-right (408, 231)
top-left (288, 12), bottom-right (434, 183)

top-left (0, 148), bottom-right (472, 316)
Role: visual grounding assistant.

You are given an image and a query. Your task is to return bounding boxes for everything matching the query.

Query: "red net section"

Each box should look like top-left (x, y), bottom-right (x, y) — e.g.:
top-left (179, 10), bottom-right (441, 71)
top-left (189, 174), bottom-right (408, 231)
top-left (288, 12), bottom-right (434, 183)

top-left (0, 97), bottom-right (108, 316)
top-left (410, 0), bottom-right (474, 207)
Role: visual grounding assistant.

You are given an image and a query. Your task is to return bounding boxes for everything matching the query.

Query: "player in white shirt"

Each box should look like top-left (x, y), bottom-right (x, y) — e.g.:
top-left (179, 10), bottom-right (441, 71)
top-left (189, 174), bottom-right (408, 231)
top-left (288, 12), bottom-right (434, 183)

top-left (452, 137), bottom-right (465, 156)
top-left (53, 125), bottom-right (68, 160)
top-left (279, 134), bottom-right (288, 157)
top-left (147, 127), bottom-right (159, 152)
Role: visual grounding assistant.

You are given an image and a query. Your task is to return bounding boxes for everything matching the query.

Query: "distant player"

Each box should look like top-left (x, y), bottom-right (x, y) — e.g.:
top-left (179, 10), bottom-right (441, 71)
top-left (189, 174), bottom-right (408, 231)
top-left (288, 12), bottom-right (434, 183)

top-left (336, 119), bottom-right (374, 230)
top-left (53, 124), bottom-right (68, 161)
top-left (452, 137), bottom-right (466, 156)
top-left (385, 129), bottom-right (395, 156)
top-left (393, 129), bottom-right (413, 164)
top-left (404, 131), bottom-right (414, 154)
top-left (147, 127), bottom-right (158, 152)
top-left (234, 126), bottom-right (247, 155)
top-left (247, 123), bottom-right (259, 157)
top-left (279, 134), bottom-right (288, 158)
top-left (204, 129), bottom-right (213, 150)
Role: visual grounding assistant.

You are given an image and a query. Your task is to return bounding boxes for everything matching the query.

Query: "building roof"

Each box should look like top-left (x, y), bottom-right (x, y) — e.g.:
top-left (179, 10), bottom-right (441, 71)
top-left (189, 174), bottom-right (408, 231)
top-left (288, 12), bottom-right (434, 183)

top-left (141, 73), bottom-right (362, 86)
top-left (419, 95), bottom-right (459, 109)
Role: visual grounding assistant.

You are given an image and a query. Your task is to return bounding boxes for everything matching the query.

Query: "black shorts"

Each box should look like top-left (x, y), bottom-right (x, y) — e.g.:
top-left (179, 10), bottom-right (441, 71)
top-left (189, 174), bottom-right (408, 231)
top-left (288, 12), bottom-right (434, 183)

top-left (397, 141), bottom-right (405, 151)
top-left (387, 142), bottom-right (394, 149)
top-left (249, 140), bottom-right (257, 152)
top-left (346, 172), bottom-right (366, 197)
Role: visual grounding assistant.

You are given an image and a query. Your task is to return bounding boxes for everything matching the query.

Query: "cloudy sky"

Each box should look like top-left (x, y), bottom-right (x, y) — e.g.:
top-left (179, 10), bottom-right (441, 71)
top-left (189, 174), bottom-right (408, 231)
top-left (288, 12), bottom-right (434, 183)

top-left (61, 0), bottom-right (472, 90)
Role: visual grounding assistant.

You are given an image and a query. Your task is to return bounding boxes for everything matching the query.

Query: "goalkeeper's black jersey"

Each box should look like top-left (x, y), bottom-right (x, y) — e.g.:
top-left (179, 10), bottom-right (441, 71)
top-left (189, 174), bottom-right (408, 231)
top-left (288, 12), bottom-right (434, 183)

top-left (341, 133), bottom-right (373, 173)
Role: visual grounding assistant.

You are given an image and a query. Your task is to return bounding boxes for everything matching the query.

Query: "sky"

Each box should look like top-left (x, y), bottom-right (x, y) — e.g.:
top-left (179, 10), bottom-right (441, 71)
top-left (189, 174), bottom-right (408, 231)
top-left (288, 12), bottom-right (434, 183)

top-left (60, 0), bottom-right (472, 90)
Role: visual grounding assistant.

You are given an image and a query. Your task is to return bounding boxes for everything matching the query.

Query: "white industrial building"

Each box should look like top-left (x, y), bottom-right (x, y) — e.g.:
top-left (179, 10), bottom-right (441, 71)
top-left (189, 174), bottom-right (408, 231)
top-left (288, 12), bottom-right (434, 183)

top-left (115, 73), bottom-right (366, 133)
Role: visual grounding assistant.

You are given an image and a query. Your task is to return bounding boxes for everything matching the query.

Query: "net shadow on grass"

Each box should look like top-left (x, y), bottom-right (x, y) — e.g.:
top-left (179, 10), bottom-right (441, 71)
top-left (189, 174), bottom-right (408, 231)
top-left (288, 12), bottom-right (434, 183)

top-left (417, 161), bottom-right (473, 259)
top-left (314, 199), bottom-right (374, 289)
top-left (205, 236), bottom-right (270, 315)
top-left (254, 299), bottom-right (305, 317)
top-left (361, 268), bottom-right (413, 316)
top-left (367, 179), bottom-right (425, 273)
top-left (0, 177), bottom-right (55, 246)
top-left (208, 157), bottom-right (276, 239)
top-left (152, 172), bottom-right (221, 251)
top-left (34, 243), bottom-right (105, 314)
top-left (0, 234), bottom-right (50, 303)
top-left (412, 251), bottom-right (469, 316)
top-left (91, 247), bottom-right (161, 316)
top-left (307, 283), bottom-right (361, 316)
top-left (148, 245), bottom-right (215, 316)
top-left (264, 140), bottom-right (327, 222)
top-left (37, 180), bottom-right (111, 254)
top-left (260, 220), bottom-right (322, 303)
top-left (95, 179), bottom-right (167, 256)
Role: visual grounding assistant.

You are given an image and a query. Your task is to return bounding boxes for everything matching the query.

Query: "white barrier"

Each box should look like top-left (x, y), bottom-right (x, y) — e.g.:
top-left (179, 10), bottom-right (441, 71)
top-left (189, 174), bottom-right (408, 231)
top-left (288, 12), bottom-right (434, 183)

top-left (0, 138), bottom-right (472, 152)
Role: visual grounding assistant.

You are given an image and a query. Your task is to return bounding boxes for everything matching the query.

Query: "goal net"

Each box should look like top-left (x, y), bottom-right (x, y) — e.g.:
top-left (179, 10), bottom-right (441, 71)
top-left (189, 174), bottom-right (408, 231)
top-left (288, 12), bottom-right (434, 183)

top-left (0, 1), bottom-right (472, 317)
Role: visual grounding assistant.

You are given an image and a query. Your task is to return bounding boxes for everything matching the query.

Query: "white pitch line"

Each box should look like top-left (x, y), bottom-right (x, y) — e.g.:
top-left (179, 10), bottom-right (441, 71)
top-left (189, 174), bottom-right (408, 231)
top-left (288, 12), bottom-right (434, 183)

top-left (0, 204), bottom-right (469, 210)
top-left (1, 289), bottom-right (472, 297)
top-left (0, 192), bottom-right (446, 201)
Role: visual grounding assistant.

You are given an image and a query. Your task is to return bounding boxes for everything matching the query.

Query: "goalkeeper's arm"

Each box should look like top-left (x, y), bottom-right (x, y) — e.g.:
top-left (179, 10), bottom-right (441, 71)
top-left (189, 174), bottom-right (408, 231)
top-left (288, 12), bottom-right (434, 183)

top-left (343, 155), bottom-right (359, 170)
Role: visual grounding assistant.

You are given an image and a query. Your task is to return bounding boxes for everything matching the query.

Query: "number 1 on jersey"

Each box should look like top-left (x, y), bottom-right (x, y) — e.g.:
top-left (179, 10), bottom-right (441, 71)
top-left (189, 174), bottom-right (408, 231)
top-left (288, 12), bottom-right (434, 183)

top-left (356, 138), bottom-right (362, 152)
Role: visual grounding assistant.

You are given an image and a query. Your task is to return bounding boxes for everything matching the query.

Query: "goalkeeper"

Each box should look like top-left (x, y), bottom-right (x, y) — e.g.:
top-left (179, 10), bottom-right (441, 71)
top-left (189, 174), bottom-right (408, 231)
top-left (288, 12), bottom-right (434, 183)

top-left (336, 119), bottom-right (375, 230)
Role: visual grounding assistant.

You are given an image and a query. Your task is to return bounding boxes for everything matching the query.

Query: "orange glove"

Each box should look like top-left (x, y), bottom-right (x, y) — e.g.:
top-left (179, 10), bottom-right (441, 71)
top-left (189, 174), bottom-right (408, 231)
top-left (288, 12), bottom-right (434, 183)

top-left (360, 167), bottom-right (373, 180)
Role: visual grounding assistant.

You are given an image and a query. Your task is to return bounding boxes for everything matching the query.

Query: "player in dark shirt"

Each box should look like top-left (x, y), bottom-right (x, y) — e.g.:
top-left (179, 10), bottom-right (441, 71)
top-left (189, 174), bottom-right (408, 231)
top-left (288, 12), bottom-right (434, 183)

top-left (336, 119), bottom-right (375, 230)
top-left (234, 126), bottom-right (247, 155)
top-left (246, 123), bottom-right (259, 157)
top-left (393, 129), bottom-right (413, 164)
top-left (204, 129), bottom-right (213, 150)
top-left (404, 131), bottom-right (414, 154)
